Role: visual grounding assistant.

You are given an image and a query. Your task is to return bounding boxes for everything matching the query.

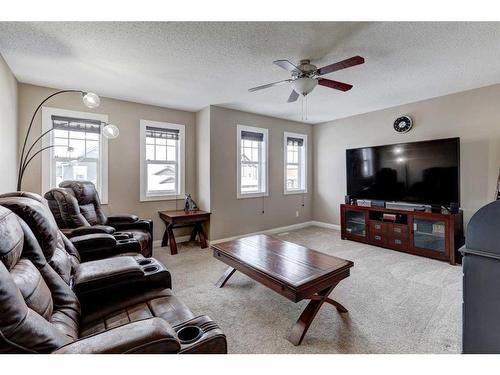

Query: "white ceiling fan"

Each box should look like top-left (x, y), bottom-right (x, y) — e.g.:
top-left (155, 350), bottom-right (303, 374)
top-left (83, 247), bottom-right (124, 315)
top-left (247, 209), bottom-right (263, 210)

top-left (248, 56), bottom-right (365, 102)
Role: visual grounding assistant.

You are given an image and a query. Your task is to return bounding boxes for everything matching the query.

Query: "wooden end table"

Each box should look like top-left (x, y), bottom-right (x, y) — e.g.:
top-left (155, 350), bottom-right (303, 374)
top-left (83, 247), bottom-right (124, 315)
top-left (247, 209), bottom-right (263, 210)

top-left (212, 234), bottom-right (354, 346)
top-left (158, 210), bottom-right (210, 255)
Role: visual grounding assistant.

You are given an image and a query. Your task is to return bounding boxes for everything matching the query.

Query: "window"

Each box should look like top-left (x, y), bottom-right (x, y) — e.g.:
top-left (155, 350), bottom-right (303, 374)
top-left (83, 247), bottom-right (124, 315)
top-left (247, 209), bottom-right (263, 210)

top-left (42, 107), bottom-right (109, 203)
top-left (284, 132), bottom-right (307, 194)
top-left (237, 125), bottom-right (268, 198)
top-left (140, 120), bottom-right (185, 201)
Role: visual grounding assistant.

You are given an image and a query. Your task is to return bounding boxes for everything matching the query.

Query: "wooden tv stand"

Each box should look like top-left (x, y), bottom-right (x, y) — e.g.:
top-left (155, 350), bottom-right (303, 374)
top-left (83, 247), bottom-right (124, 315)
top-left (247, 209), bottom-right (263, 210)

top-left (340, 204), bottom-right (464, 265)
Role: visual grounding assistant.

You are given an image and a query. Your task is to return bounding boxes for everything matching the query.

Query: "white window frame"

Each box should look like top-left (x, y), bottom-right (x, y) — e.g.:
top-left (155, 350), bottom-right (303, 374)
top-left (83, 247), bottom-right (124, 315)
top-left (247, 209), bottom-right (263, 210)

top-left (237, 124), bottom-right (269, 199)
top-left (41, 107), bottom-right (109, 204)
top-left (140, 120), bottom-right (185, 202)
top-left (283, 131), bottom-right (308, 195)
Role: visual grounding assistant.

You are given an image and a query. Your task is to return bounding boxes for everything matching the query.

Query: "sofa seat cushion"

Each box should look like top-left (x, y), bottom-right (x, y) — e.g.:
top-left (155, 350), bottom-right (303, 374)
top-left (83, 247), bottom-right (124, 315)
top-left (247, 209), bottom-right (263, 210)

top-left (80, 288), bottom-right (194, 337)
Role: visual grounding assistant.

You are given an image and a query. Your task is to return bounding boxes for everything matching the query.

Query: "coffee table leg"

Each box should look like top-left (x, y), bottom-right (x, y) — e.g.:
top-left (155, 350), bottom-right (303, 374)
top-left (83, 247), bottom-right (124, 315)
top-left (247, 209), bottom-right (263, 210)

top-left (167, 224), bottom-right (178, 255)
top-left (287, 283), bottom-right (346, 346)
top-left (215, 267), bottom-right (236, 288)
top-left (324, 298), bottom-right (348, 313)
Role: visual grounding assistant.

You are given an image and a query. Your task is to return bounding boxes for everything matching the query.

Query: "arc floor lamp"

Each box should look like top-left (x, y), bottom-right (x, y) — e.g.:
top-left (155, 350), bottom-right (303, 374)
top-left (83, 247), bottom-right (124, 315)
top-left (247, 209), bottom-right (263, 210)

top-left (17, 90), bottom-right (119, 191)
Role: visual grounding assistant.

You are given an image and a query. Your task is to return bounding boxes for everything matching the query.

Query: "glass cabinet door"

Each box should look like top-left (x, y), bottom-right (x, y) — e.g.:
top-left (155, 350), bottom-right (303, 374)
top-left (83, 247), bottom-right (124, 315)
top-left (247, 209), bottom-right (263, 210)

top-left (412, 218), bottom-right (446, 253)
top-left (345, 209), bottom-right (367, 238)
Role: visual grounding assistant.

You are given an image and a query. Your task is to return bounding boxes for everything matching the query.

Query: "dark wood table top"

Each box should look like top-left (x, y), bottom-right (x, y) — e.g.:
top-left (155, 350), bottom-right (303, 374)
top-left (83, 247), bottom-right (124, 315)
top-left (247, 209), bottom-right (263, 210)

top-left (212, 234), bottom-right (353, 301)
top-left (158, 209), bottom-right (210, 218)
top-left (158, 210), bottom-right (210, 224)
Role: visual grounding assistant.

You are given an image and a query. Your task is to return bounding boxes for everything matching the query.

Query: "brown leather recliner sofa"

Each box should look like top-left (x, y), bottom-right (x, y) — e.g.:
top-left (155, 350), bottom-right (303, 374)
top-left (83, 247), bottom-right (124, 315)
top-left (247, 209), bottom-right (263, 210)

top-left (0, 198), bottom-right (227, 354)
top-left (44, 180), bottom-right (153, 258)
top-left (0, 192), bottom-right (145, 263)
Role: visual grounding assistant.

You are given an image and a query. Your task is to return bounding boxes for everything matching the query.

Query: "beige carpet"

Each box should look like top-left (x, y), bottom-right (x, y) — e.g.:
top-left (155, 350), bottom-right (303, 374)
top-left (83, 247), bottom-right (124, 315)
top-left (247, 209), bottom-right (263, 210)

top-left (153, 226), bottom-right (462, 354)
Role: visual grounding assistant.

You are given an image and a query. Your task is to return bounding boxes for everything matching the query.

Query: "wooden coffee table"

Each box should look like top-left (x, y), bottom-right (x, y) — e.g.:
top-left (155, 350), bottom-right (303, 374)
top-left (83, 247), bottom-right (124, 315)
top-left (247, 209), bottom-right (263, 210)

top-left (212, 234), bottom-right (354, 346)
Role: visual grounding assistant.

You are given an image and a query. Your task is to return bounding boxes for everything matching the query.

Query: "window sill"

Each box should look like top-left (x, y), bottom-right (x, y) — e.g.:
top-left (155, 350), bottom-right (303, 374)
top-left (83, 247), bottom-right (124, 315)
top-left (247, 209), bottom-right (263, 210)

top-left (284, 190), bottom-right (308, 195)
top-left (237, 192), bottom-right (269, 199)
top-left (140, 194), bottom-right (184, 202)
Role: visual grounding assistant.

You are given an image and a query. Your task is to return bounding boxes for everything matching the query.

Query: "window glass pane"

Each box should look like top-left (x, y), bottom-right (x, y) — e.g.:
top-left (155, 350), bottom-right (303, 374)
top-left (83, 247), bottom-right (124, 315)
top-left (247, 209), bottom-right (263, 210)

top-left (166, 146), bottom-right (176, 161)
top-left (251, 148), bottom-right (259, 162)
top-left (286, 165), bottom-right (299, 190)
top-left (69, 139), bottom-right (85, 159)
top-left (146, 144), bottom-right (155, 160)
top-left (167, 139), bottom-right (177, 147)
top-left (155, 145), bottom-right (167, 161)
top-left (86, 140), bottom-right (99, 158)
top-left (54, 129), bottom-right (68, 139)
top-left (55, 160), bottom-right (98, 187)
top-left (69, 130), bottom-right (85, 140)
top-left (241, 163), bottom-right (259, 193)
top-left (52, 137), bottom-right (68, 157)
top-left (241, 145), bottom-right (253, 161)
top-left (86, 132), bottom-right (99, 141)
top-left (146, 137), bottom-right (155, 145)
top-left (156, 138), bottom-right (167, 146)
top-left (147, 163), bottom-right (176, 193)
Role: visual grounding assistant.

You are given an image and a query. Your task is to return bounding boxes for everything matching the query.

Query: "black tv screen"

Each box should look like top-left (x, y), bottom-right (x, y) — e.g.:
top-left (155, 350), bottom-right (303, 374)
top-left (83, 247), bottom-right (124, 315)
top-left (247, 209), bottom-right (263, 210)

top-left (346, 137), bottom-right (460, 206)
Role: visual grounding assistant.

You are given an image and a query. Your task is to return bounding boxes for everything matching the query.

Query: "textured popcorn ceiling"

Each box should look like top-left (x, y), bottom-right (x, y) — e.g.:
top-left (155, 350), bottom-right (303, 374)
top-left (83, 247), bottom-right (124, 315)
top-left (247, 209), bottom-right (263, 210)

top-left (1, 22), bottom-right (500, 123)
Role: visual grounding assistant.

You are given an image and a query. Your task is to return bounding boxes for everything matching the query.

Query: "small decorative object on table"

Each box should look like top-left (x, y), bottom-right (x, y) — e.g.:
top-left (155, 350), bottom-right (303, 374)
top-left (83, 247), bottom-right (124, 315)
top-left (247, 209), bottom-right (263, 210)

top-left (184, 193), bottom-right (199, 212)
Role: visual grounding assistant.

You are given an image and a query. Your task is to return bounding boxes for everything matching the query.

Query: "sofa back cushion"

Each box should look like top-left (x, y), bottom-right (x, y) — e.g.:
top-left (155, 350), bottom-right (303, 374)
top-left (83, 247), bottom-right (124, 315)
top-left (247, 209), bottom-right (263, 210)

top-left (59, 181), bottom-right (107, 225)
top-left (0, 196), bottom-right (80, 284)
top-left (0, 206), bottom-right (80, 353)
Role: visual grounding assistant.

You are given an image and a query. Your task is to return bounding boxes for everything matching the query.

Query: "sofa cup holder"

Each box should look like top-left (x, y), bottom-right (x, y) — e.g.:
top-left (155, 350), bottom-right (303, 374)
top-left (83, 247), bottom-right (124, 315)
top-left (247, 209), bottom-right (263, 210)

top-left (142, 265), bottom-right (159, 273)
top-left (117, 239), bottom-right (135, 244)
top-left (177, 325), bottom-right (203, 344)
top-left (114, 234), bottom-right (132, 240)
top-left (138, 259), bottom-right (154, 266)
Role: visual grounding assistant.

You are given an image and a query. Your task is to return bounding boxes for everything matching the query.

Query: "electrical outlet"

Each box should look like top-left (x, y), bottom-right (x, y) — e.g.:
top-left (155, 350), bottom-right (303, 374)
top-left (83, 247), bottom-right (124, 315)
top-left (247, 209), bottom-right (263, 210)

top-left (295, 210), bottom-right (299, 217)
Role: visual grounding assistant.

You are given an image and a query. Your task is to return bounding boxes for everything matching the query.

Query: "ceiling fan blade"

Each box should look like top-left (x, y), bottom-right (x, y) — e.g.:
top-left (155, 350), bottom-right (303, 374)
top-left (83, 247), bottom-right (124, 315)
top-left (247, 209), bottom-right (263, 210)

top-left (273, 59), bottom-right (299, 72)
top-left (318, 78), bottom-right (353, 92)
top-left (287, 90), bottom-right (299, 103)
top-left (317, 56), bottom-right (365, 76)
top-left (248, 79), bottom-right (291, 92)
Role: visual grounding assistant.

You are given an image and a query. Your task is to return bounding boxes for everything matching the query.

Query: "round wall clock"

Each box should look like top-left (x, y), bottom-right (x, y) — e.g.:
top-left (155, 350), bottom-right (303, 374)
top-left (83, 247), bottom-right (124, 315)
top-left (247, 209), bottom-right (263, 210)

top-left (393, 116), bottom-right (413, 133)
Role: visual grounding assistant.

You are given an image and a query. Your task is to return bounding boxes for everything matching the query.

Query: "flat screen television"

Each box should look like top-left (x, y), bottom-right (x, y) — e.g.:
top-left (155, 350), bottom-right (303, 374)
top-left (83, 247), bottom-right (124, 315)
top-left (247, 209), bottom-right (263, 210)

top-left (346, 137), bottom-right (460, 207)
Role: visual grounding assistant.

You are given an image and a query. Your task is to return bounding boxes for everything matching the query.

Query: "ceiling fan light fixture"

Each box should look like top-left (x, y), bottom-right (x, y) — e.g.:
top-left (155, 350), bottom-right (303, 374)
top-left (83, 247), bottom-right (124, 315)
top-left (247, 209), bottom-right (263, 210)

top-left (292, 77), bottom-right (318, 96)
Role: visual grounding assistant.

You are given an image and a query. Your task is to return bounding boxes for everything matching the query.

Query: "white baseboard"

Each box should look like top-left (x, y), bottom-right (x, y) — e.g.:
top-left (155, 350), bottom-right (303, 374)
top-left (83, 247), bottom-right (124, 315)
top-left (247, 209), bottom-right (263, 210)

top-left (309, 220), bottom-right (341, 231)
top-left (154, 220), bottom-right (341, 248)
top-left (210, 221), bottom-right (324, 245)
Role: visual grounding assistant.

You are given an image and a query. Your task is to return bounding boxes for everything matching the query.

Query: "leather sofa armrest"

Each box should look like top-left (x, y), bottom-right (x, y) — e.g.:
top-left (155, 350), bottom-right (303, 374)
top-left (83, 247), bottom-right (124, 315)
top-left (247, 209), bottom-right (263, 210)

top-left (71, 232), bottom-right (146, 261)
top-left (112, 219), bottom-right (153, 233)
top-left (73, 256), bottom-right (144, 295)
top-left (106, 214), bottom-right (139, 225)
top-left (70, 233), bottom-right (117, 261)
top-left (63, 225), bottom-right (115, 238)
top-left (71, 233), bottom-right (117, 249)
top-left (75, 257), bottom-right (172, 306)
top-left (53, 318), bottom-right (181, 354)
top-left (176, 315), bottom-right (228, 354)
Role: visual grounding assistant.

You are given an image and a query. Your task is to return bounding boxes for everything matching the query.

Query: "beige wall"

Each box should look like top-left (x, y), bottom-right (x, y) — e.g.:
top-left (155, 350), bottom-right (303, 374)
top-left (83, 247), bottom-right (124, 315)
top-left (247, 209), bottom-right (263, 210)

top-left (195, 106), bottom-right (211, 212)
top-left (0, 54), bottom-right (17, 193)
top-left (209, 106), bottom-right (313, 240)
top-left (313, 84), bottom-right (500, 228)
top-left (17, 83), bottom-right (196, 241)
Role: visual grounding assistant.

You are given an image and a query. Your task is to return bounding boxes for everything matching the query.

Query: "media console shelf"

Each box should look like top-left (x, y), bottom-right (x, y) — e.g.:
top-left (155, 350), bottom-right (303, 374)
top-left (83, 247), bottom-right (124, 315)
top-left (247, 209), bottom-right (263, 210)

top-left (340, 204), bottom-right (464, 264)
